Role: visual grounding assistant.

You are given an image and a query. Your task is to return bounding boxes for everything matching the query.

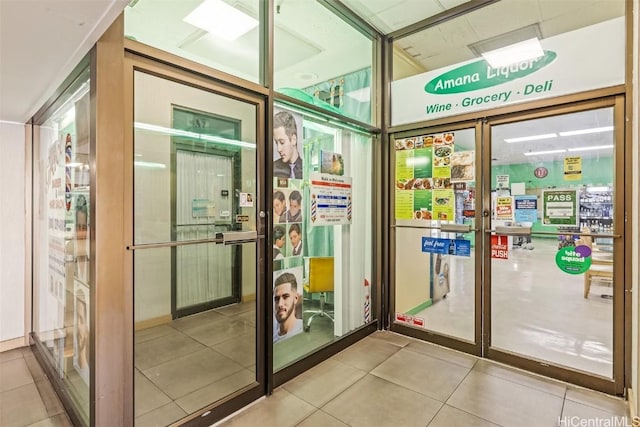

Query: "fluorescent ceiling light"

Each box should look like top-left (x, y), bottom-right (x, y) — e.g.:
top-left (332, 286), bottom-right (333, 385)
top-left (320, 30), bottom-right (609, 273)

top-left (481, 38), bottom-right (544, 68)
top-left (523, 149), bottom-right (566, 156)
top-left (567, 144), bottom-right (614, 152)
top-left (183, 0), bottom-right (258, 41)
top-left (504, 133), bottom-right (557, 143)
top-left (66, 162), bottom-right (84, 168)
top-left (134, 122), bottom-right (255, 149)
top-left (558, 126), bottom-right (614, 137)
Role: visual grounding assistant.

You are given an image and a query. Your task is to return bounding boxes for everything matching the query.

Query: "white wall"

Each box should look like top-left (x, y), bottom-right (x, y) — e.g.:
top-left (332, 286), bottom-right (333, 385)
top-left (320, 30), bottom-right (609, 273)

top-left (0, 122), bottom-right (27, 349)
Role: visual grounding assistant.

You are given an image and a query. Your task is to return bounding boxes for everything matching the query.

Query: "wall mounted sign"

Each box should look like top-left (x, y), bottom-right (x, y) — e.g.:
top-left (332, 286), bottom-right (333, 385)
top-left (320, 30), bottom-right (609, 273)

top-left (514, 195), bottom-right (538, 223)
top-left (542, 189), bottom-right (578, 226)
top-left (564, 156), bottom-right (582, 181)
top-left (391, 18), bottom-right (624, 125)
top-left (534, 167), bottom-right (549, 178)
top-left (309, 172), bottom-right (352, 226)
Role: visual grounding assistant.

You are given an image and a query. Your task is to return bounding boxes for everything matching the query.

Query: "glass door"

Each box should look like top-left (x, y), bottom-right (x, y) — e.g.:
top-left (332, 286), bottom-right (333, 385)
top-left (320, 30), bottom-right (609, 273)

top-left (391, 123), bottom-right (482, 355)
top-left (484, 97), bottom-right (625, 394)
top-left (130, 69), bottom-right (265, 425)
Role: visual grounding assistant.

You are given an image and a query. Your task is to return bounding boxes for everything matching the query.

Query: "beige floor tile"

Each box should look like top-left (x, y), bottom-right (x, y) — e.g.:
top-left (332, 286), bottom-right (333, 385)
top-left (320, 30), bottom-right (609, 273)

top-left (34, 379), bottom-right (65, 417)
top-left (371, 348), bottom-right (470, 402)
top-left (180, 318), bottom-right (255, 347)
top-left (234, 310), bottom-right (256, 325)
top-left (565, 386), bottom-right (629, 416)
top-left (296, 410), bottom-right (349, 427)
top-left (560, 400), bottom-right (630, 427)
top-left (135, 369), bottom-right (172, 417)
top-left (143, 348), bottom-right (244, 399)
top-left (23, 353), bottom-right (47, 383)
top-left (135, 324), bottom-right (176, 344)
top-left (210, 332), bottom-right (256, 368)
top-left (218, 388), bottom-right (315, 427)
top-left (405, 340), bottom-right (478, 369)
top-left (428, 404), bottom-right (501, 427)
top-left (473, 359), bottom-right (567, 397)
top-left (447, 370), bottom-right (563, 427)
top-left (332, 336), bottom-right (402, 372)
top-left (134, 402), bottom-right (187, 427)
top-left (0, 347), bottom-right (25, 362)
top-left (215, 303), bottom-right (256, 317)
top-left (26, 413), bottom-right (74, 427)
top-left (170, 310), bottom-right (228, 332)
top-left (368, 330), bottom-right (414, 348)
top-left (135, 330), bottom-right (206, 370)
top-left (283, 359), bottom-right (367, 407)
top-left (322, 374), bottom-right (443, 427)
top-left (1, 357), bottom-right (34, 392)
top-left (176, 369), bottom-right (255, 414)
top-left (0, 383), bottom-right (48, 427)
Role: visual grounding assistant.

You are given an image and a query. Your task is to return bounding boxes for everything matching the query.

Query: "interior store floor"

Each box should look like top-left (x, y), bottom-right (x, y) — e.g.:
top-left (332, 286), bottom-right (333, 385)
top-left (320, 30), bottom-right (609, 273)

top-left (415, 237), bottom-right (613, 377)
top-left (134, 300), bottom-right (335, 427)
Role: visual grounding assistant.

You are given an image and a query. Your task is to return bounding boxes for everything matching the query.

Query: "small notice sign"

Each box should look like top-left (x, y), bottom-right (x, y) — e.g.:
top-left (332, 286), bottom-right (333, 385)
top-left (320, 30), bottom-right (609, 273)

top-left (236, 214), bottom-right (249, 223)
top-left (491, 234), bottom-right (509, 259)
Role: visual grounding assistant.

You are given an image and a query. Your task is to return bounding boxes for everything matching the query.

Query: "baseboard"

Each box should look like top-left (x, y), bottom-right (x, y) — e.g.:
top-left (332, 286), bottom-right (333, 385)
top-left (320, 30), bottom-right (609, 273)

top-left (242, 293), bottom-right (256, 303)
top-left (0, 336), bottom-right (28, 352)
top-left (629, 388), bottom-right (637, 421)
top-left (135, 314), bottom-right (172, 331)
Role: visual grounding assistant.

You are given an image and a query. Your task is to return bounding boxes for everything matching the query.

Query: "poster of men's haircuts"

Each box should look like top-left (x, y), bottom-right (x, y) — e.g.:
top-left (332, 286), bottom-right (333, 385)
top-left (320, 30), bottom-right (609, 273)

top-left (273, 266), bottom-right (304, 343)
top-left (273, 108), bottom-right (304, 180)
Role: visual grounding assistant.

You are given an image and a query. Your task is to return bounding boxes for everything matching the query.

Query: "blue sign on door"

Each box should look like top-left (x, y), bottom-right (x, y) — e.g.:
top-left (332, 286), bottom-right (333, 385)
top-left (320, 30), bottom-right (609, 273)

top-left (422, 237), bottom-right (471, 257)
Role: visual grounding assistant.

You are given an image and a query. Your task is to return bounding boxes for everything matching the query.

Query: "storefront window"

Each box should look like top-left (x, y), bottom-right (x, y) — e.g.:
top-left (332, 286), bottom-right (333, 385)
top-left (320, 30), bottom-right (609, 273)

top-left (124, 0), bottom-right (262, 84)
top-left (274, 2), bottom-right (374, 125)
top-left (272, 104), bottom-right (374, 370)
top-left (33, 65), bottom-right (92, 426)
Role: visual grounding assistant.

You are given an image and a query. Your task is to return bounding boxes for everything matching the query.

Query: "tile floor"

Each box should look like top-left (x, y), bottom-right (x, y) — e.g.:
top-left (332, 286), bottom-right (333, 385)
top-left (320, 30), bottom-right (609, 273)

top-left (215, 331), bottom-right (630, 427)
top-left (1, 330), bottom-right (631, 427)
top-left (134, 299), bottom-right (336, 426)
top-left (0, 346), bottom-right (73, 427)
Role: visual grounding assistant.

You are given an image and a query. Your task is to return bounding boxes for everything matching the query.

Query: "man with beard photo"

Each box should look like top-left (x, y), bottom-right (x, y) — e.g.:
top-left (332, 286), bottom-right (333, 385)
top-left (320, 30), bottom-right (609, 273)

top-left (273, 272), bottom-right (303, 342)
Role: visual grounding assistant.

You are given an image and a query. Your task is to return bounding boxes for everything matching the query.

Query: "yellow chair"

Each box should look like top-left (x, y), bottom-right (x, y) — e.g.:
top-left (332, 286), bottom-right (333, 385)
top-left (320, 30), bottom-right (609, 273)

top-left (578, 228), bottom-right (613, 298)
top-left (303, 257), bottom-right (335, 332)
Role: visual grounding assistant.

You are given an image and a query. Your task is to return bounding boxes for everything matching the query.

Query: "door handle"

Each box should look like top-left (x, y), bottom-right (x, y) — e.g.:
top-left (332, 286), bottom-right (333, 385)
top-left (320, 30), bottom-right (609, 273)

top-left (491, 226), bottom-right (532, 236)
top-left (440, 223), bottom-right (472, 233)
top-left (217, 230), bottom-right (258, 245)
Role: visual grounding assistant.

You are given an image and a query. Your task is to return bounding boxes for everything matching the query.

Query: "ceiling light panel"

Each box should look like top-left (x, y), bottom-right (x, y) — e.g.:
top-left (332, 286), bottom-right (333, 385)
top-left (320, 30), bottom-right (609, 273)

top-left (183, 0), bottom-right (258, 41)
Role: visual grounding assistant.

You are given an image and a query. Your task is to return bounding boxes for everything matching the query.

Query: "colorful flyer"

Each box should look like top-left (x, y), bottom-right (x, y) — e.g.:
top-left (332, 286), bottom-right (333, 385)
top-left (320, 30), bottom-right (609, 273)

top-left (495, 197), bottom-right (514, 220)
top-left (432, 189), bottom-right (454, 220)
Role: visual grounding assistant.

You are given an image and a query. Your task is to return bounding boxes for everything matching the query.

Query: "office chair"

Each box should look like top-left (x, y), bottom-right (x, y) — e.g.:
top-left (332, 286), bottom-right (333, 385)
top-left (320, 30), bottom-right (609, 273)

top-left (303, 257), bottom-right (335, 332)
